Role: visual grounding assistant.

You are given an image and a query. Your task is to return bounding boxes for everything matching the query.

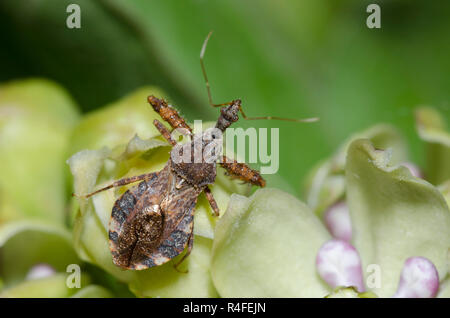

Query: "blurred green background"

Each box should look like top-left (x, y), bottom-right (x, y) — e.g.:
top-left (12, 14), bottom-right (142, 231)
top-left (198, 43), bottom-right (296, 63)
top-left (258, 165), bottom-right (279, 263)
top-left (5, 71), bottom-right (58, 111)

top-left (1, 0), bottom-right (449, 192)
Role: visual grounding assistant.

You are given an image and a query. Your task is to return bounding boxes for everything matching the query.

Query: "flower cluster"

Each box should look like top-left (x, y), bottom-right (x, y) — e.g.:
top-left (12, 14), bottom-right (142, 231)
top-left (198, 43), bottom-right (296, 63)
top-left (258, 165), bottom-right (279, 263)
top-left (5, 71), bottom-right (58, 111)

top-left (0, 79), bottom-right (448, 297)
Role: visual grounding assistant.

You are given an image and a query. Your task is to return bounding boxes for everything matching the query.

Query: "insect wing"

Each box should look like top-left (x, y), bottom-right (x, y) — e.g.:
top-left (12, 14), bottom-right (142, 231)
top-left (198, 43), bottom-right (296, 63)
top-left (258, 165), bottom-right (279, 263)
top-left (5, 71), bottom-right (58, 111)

top-left (144, 186), bottom-right (199, 269)
top-left (109, 168), bottom-right (168, 269)
top-left (109, 165), bottom-right (200, 270)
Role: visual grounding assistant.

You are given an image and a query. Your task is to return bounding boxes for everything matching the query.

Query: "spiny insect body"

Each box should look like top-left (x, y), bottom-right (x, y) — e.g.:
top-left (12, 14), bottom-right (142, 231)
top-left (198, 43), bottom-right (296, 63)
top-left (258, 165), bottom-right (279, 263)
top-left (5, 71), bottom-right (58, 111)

top-left (76, 32), bottom-right (317, 271)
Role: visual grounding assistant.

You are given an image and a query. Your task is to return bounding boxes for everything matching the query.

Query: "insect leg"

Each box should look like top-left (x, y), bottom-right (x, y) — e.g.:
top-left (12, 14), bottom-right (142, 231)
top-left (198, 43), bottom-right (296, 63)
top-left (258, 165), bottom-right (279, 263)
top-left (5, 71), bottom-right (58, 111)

top-left (204, 186), bottom-right (220, 217)
top-left (148, 95), bottom-right (193, 133)
top-left (73, 173), bottom-right (154, 198)
top-left (174, 232), bottom-right (194, 273)
top-left (153, 119), bottom-right (177, 146)
top-left (220, 155), bottom-right (266, 187)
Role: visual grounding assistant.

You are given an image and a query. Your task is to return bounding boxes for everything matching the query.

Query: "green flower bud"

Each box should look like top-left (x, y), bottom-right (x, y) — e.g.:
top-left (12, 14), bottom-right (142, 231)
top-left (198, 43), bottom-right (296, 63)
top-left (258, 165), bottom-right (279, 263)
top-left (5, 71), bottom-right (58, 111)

top-left (0, 79), bottom-right (80, 223)
top-left (0, 220), bottom-right (80, 287)
top-left (211, 188), bottom-right (331, 297)
top-left (0, 273), bottom-right (90, 298)
top-left (346, 139), bottom-right (450, 297)
top-left (0, 220), bottom-right (91, 298)
top-left (303, 124), bottom-right (408, 217)
top-left (415, 107), bottom-right (450, 185)
top-left (210, 136), bottom-right (450, 298)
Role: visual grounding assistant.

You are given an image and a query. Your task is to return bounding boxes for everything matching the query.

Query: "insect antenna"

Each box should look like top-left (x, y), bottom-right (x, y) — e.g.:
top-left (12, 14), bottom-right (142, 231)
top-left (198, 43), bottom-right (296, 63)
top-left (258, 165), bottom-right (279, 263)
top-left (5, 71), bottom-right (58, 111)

top-left (200, 31), bottom-right (319, 123)
top-left (200, 31), bottom-right (218, 108)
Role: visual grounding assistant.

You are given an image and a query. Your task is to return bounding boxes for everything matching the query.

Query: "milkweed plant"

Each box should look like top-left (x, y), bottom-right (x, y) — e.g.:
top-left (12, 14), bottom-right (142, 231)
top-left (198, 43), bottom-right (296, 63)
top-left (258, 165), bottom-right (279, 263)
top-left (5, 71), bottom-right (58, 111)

top-left (0, 79), bottom-right (448, 298)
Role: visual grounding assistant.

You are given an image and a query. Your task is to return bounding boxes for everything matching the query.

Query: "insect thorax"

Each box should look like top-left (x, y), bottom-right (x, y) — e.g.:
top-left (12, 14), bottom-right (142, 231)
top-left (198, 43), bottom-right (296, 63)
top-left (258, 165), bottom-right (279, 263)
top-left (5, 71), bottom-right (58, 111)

top-left (170, 136), bottom-right (218, 188)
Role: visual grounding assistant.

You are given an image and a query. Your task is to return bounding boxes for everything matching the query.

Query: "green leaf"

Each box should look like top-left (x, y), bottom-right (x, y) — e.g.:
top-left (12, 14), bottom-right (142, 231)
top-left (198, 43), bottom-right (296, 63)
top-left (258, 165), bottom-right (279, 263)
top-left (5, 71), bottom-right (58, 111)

top-left (211, 188), bottom-right (331, 297)
top-left (345, 139), bottom-right (450, 297)
top-left (415, 107), bottom-right (450, 185)
top-left (0, 220), bottom-right (80, 286)
top-left (0, 79), bottom-right (79, 223)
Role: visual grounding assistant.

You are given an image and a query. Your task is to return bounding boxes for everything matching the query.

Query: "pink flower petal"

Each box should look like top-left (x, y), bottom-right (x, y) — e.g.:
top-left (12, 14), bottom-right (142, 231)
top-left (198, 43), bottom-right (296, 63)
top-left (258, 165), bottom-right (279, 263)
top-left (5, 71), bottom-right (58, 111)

top-left (316, 240), bottom-right (365, 292)
top-left (400, 162), bottom-right (423, 178)
top-left (324, 201), bottom-right (352, 242)
top-left (393, 257), bottom-right (439, 298)
top-left (26, 263), bottom-right (56, 280)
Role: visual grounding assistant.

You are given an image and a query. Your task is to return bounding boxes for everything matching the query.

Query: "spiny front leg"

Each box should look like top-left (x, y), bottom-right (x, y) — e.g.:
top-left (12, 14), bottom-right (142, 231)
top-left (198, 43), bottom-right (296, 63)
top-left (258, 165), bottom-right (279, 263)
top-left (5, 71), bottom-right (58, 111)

top-left (220, 155), bottom-right (266, 187)
top-left (148, 95), bottom-right (193, 134)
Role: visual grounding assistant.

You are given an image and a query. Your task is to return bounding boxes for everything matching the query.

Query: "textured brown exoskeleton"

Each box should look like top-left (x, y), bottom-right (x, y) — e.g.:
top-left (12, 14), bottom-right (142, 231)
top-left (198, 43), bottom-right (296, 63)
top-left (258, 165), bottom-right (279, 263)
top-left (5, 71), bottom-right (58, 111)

top-left (76, 32), bottom-right (318, 271)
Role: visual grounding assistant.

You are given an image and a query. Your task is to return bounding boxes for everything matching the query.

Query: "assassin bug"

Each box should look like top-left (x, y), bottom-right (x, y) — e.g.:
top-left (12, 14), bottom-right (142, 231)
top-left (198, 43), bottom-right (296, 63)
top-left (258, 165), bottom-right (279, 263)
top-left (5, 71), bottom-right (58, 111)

top-left (76, 32), bottom-right (318, 271)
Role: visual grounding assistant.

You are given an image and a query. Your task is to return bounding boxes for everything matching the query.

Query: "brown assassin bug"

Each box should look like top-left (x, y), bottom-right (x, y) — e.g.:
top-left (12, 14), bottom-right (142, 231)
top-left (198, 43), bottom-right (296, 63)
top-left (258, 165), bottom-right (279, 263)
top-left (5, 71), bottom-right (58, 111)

top-left (75, 32), bottom-right (318, 271)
